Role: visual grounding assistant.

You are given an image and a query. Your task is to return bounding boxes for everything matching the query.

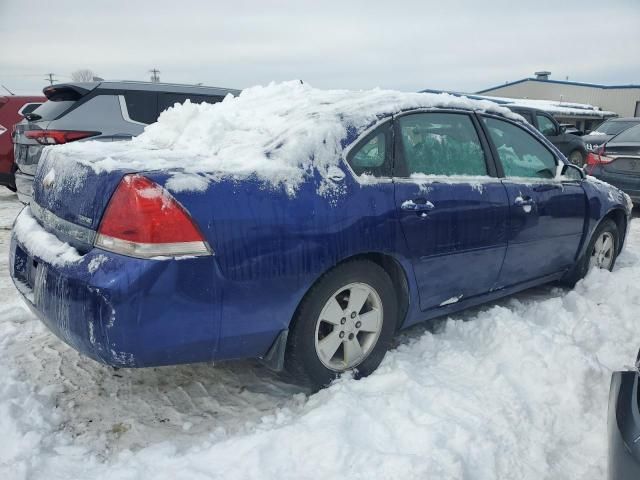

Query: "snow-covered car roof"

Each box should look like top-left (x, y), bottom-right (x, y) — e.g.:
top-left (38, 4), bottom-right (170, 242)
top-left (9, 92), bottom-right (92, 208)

top-left (44, 81), bottom-right (520, 193)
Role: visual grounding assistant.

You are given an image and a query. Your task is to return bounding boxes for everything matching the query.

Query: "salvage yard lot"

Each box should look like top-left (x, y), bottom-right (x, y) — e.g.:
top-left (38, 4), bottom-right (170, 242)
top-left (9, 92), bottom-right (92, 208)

top-left (1, 187), bottom-right (639, 480)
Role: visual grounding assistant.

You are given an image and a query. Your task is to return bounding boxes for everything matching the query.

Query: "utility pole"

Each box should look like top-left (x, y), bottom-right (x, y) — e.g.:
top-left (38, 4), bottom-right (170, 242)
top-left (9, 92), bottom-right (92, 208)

top-left (149, 68), bottom-right (161, 83)
top-left (44, 73), bottom-right (58, 85)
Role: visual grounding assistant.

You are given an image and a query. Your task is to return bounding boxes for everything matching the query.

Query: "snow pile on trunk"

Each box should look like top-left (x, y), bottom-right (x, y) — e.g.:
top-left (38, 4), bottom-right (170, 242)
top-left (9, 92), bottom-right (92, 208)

top-left (44, 81), bottom-right (519, 193)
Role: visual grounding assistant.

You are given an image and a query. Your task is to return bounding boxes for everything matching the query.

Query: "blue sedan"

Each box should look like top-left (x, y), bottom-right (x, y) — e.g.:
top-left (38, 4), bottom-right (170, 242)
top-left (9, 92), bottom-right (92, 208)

top-left (9, 86), bottom-right (633, 388)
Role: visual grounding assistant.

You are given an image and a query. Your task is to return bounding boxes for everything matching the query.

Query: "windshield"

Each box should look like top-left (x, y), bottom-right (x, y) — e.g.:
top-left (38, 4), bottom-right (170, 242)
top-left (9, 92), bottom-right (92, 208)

top-left (29, 99), bottom-right (75, 121)
top-left (611, 124), bottom-right (640, 143)
top-left (592, 120), bottom-right (640, 135)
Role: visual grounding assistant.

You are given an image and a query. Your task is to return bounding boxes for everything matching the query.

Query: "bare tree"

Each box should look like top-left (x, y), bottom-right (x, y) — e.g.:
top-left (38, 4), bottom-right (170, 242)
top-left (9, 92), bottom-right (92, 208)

top-left (71, 69), bottom-right (97, 82)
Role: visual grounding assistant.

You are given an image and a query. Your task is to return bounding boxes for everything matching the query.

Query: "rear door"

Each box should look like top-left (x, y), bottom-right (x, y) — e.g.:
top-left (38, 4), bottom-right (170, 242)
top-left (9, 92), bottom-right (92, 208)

top-left (393, 111), bottom-right (509, 310)
top-left (480, 115), bottom-right (586, 286)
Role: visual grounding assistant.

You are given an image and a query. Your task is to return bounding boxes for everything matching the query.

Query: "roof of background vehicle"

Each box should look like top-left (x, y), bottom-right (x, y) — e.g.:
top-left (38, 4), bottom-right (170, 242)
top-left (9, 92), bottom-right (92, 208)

top-left (420, 88), bottom-right (616, 119)
top-left (603, 117), bottom-right (640, 123)
top-left (43, 81), bottom-right (241, 97)
top-left (476, 77), bottom-right (640, 94)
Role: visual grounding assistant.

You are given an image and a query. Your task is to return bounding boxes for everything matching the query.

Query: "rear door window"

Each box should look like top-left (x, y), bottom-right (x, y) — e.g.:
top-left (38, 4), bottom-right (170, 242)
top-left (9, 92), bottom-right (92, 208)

top-left (124, 91), bottom-right (158, 124)
top-left (483, 116), bottom-right (557, 179)
top-left (397, 112), bottom-right (488, 177)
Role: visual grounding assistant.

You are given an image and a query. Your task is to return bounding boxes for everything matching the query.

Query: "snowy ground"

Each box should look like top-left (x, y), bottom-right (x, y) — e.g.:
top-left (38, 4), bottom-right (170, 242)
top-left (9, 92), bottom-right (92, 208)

top-left (1, 187), bottom-right (639, 480)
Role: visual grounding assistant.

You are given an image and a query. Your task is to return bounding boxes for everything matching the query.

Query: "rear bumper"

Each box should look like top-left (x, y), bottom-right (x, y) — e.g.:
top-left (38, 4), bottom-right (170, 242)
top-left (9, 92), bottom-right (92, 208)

top-left (10, 232), bottom-right (220, 367)
top-left (608, 371), bottom-right (640, 480)
top-left (9, 207), bottom-right (290, 367)
top-left (15, 170), bottom-right (33, 204)
top-left (589, 168), bottom-right (640, 204)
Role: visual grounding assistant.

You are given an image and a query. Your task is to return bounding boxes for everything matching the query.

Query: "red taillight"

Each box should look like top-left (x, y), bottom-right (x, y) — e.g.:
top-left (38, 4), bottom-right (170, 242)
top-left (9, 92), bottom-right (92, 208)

top-left (585, 147), bottom-right (614, 168)
top-left (25, 129), bottom-right (100, 145)
top-left (95, 175), bottom-right (211, 258)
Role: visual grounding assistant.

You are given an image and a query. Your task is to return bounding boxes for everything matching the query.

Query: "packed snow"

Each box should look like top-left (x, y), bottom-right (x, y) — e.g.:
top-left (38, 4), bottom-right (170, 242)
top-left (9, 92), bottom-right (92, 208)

top-left (42, 81), bottom-right (521, 194)
top-left (1, 187), bottom-right (639, 479)
top-left (12, 208), bottom-right (82, 267)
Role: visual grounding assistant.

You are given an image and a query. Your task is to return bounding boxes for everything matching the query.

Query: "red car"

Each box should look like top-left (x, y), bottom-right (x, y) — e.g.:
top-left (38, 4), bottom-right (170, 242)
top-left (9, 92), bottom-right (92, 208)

top-left (0, 95), bottom-right (45, 191)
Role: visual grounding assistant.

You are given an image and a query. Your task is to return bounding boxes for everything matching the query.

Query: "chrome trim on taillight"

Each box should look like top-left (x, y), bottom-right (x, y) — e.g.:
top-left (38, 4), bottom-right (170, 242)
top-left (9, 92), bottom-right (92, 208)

top-left (94, 233), bottom-right (212, 259)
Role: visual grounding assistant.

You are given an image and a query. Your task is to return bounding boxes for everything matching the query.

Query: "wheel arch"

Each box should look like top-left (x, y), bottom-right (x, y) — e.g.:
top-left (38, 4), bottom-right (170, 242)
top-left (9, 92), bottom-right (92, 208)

top-left (603, 207), bottom-right (628, 251)
top-left (261, 251), bottom-right (413, 372)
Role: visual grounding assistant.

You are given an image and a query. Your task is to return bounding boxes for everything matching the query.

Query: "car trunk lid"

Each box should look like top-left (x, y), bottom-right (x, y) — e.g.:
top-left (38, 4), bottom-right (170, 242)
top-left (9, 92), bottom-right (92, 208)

top-left (603, 144), bottom-right (640, 177)
top-left (32, 151), bottom-right (134, 250)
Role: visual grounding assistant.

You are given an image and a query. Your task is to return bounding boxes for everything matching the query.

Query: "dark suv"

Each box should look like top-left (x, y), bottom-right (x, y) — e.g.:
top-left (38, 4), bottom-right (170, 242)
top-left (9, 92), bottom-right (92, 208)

top-left (13, 81), bottom-right (240, 203)
top-left (506, 106), bottom-right (587, 166)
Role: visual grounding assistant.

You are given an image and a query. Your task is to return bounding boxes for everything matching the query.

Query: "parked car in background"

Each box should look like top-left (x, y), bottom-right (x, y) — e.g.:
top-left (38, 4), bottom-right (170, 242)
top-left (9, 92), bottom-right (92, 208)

top-left (9, 84), bottom-right (632, 389)
top-left (12, 81), bottom-right (240, 203)
top-left (506, 106), bottom-right (587, 166)
top-left (583, 117), bottom-right (640, 153)
top-left (586, 124), bottom-right (640, 205)
top-left (608, 350), bottom-right (640, 479)
top-left (0, 95), bottom-right (45, 191)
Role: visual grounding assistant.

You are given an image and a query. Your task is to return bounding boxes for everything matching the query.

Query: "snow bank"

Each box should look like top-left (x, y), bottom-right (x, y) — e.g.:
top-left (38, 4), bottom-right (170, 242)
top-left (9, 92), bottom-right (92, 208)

top-left (45, 81), bottom-right (519, 194)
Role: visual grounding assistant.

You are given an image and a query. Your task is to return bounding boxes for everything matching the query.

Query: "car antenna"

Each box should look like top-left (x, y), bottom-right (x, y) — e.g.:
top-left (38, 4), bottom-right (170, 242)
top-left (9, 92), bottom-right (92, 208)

top-left (1, 84), bottom-right (15, 95)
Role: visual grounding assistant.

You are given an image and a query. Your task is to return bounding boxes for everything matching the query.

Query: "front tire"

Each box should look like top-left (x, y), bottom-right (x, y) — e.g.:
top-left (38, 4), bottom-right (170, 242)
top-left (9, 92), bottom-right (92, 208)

top-left (561, 218), bottom-right (619, 287)
top-left (285, 260), bottom-right (398, 389)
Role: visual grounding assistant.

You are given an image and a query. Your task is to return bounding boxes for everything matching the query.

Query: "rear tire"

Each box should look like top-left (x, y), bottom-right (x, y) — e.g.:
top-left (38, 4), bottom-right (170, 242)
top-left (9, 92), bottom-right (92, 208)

top-left (568, 150), bottom-right (585, 167)
top-left (285, 260), bottom-right (398, 389)
top-left (561, 218), bottom-right (619, 287)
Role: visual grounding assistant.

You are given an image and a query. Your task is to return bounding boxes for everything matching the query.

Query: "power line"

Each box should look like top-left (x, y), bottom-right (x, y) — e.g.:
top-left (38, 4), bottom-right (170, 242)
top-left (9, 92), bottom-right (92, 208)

top-left (149, 68), bottom-right (160, 83)
top-left (44, 73), bottom-right (58, 85)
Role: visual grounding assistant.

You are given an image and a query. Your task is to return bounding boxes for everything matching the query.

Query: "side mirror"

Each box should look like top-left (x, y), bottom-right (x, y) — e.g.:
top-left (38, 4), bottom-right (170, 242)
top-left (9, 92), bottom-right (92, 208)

top-left (561, 163), bottom-right (585, 180)
top-left (559, 125), bottom-right (566, 134)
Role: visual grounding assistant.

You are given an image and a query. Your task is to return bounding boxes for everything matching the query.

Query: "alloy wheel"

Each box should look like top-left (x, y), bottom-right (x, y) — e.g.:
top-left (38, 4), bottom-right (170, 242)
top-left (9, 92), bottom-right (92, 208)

top-left (589, 231), bottom-right (615, 270)
top-left (314, 282), bottom-right (383, 371)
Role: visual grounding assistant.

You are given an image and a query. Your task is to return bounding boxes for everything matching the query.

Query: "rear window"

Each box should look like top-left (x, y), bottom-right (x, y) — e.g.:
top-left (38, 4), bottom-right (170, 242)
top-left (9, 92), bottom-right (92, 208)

top-left (19, 103), bottom-right (43, 116)
top-left (611, 124), bottom-right (640, 143)
top-left (30, 100), bottom-right (75, 120)
top-left (594, 120), bottom-right (640, 135)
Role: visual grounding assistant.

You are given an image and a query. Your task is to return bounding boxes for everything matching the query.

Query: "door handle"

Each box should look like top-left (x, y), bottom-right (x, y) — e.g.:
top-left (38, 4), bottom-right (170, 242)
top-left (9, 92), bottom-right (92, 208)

top-left (514, 195), bottom-right (534, 206)
top-left (514, 195), bottom-right (535, 213)
top-left (401, 199), bottom-right (435, 212)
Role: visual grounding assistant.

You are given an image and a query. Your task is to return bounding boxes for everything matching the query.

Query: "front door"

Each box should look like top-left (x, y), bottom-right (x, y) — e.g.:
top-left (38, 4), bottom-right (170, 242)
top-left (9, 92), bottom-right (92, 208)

top-left (393, 111), bottom-right (510, 311)
top-left (481, 115), bottom-right (587, 286)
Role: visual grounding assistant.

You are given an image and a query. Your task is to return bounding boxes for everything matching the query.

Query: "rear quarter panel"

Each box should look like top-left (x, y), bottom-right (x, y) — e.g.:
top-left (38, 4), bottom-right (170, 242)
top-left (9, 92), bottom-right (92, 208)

top-left (147, 169), bottom-right (408, 358)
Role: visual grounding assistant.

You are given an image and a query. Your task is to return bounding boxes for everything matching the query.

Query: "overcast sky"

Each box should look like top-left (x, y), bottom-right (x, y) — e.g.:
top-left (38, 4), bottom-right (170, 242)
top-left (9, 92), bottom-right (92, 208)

top-left (1, 0), bottom-right (639, 96)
